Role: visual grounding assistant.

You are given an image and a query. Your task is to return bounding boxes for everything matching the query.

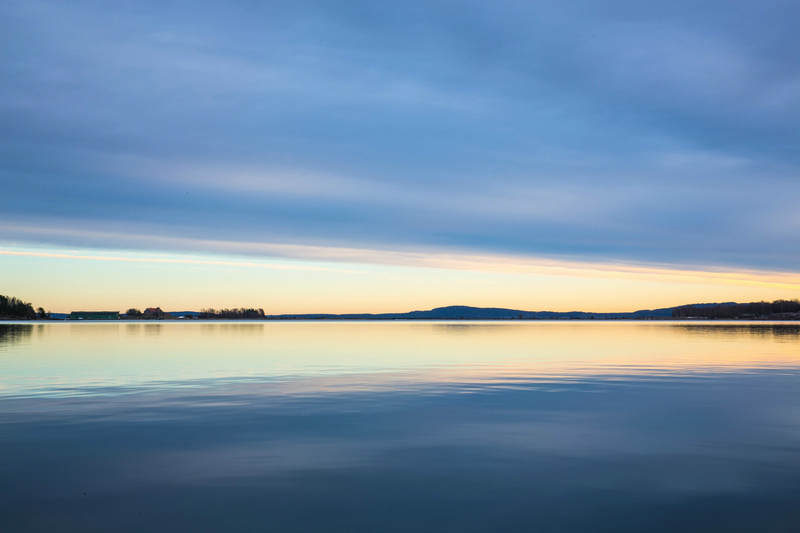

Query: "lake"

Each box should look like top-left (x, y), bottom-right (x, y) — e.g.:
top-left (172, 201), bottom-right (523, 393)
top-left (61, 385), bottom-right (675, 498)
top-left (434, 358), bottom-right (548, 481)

top-left (1, 321), bottom-right (799, 532)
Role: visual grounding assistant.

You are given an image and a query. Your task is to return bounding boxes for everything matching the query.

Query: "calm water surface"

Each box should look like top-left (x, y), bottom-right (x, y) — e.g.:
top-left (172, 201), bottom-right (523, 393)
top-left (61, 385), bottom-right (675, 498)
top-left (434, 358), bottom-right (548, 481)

top-left (1, 321), bottom-right (799, 532)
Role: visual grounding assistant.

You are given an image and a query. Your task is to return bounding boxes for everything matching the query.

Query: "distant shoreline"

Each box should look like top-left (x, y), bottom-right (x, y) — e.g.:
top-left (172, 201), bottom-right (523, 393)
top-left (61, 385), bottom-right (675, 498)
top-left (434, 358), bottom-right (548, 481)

top-left (4, 301), bottom-right (799, 322)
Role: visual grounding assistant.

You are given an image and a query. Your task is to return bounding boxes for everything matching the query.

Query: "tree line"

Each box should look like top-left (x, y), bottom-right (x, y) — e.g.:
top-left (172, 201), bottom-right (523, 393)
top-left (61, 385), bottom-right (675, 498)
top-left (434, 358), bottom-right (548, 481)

top-left (672, 299), bottom-right (800, 319)
top-left (0, 295), bottom-right (48, 319)
top-left (198, 308), bottom-right (266, 319)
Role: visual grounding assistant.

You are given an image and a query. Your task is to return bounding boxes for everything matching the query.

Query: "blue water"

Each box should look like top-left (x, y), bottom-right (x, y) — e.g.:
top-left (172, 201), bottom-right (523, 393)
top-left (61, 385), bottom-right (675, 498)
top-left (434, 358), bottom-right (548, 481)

top-left (1, 321), bottom-right (799, 532)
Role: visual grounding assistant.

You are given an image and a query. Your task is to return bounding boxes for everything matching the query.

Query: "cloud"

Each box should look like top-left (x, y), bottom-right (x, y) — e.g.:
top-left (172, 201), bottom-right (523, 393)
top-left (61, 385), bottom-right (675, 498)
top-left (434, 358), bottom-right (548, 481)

top-left (1, 0), bottom-right (798, 273)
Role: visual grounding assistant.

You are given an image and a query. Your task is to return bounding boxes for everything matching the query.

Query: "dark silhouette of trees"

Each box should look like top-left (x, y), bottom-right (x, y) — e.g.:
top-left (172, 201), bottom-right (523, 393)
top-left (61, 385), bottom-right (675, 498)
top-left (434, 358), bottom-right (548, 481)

top-left (673, 299), bottom-right (800, 319)
top-left (36, 307), bottom-right (49, 319)
top-left (126, 308), bottom-right (142, 317)
top-left (0, 295), bottom-right (36, 319)
top-left (198, 308), bottom-right (266, 319)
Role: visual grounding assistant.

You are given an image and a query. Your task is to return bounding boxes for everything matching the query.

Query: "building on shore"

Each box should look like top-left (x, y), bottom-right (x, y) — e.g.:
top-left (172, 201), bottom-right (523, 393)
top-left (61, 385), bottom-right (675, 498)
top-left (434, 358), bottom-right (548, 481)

top-left (143, 307), bottom-right (171, 318)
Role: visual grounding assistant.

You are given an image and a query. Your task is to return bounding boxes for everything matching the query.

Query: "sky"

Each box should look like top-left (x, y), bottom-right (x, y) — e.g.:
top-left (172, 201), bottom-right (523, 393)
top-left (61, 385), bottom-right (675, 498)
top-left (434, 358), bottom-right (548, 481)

top-left (1, 0), bottom-right (799, 313)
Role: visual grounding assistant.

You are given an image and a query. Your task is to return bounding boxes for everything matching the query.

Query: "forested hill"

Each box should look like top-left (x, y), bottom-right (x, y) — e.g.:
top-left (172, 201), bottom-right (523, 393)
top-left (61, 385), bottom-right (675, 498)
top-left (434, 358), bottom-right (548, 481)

top-left (673, 300), bottom-right (800, 319)
top-left (268, 304), bottom-right (684, 320)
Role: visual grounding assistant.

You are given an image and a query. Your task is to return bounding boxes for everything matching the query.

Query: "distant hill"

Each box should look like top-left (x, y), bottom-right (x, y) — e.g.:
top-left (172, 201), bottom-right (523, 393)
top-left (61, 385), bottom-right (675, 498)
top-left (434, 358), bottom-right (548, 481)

top-left (265, 304), bottom-right (738, 320)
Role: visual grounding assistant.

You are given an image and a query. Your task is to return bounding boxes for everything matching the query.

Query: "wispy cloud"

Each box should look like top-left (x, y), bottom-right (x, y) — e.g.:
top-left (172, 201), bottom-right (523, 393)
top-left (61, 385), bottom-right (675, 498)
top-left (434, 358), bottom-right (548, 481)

top-left (0, 249), bottom-right (355, 274)
top-left (3, 227), bottom-right (798, 292)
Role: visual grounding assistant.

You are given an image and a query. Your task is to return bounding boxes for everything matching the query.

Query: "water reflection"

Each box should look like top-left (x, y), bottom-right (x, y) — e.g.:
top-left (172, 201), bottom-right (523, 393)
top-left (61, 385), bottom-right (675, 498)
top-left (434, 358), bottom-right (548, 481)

top-left (674, 323), bottom-right (800, 340)
top-left (1, 322), bottom-right (799, 532)
top-left (2, 321), bottom-right (800, 399)
top-left (198, 322), bottom-right (266, 336)
top-left (0, 323), bottom-right (33, 347)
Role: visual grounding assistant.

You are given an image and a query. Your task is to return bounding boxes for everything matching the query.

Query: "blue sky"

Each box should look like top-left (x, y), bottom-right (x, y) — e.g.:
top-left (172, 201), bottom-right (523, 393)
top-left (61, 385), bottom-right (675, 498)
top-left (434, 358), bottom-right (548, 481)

top-left (1, 1), bottom-right (799, 311)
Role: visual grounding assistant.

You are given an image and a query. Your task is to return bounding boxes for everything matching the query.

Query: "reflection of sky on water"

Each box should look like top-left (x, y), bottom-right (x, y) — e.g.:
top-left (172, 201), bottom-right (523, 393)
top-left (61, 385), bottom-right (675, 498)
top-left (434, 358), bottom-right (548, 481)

top-left (1, 322), bottom-right (799, 531)
top-left (2, 321), bottom-right (800, 398)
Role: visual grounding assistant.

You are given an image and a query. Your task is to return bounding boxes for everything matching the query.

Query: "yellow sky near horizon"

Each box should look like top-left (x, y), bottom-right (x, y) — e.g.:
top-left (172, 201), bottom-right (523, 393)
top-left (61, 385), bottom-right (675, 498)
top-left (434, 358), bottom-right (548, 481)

top-left (1, 244), bottom-right (798, 314)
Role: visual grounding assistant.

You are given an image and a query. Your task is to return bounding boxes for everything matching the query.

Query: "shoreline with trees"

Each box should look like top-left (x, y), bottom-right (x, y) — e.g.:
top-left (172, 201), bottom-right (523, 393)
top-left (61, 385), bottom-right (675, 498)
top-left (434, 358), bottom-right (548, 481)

top-left (2, 295), bottom-right (799, 321)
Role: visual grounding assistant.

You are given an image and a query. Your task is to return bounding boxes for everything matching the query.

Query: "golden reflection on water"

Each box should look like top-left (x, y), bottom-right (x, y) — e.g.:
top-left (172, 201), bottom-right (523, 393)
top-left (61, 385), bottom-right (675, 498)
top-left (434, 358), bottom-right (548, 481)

top-left (0, 321), bottom-right (798, 397)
